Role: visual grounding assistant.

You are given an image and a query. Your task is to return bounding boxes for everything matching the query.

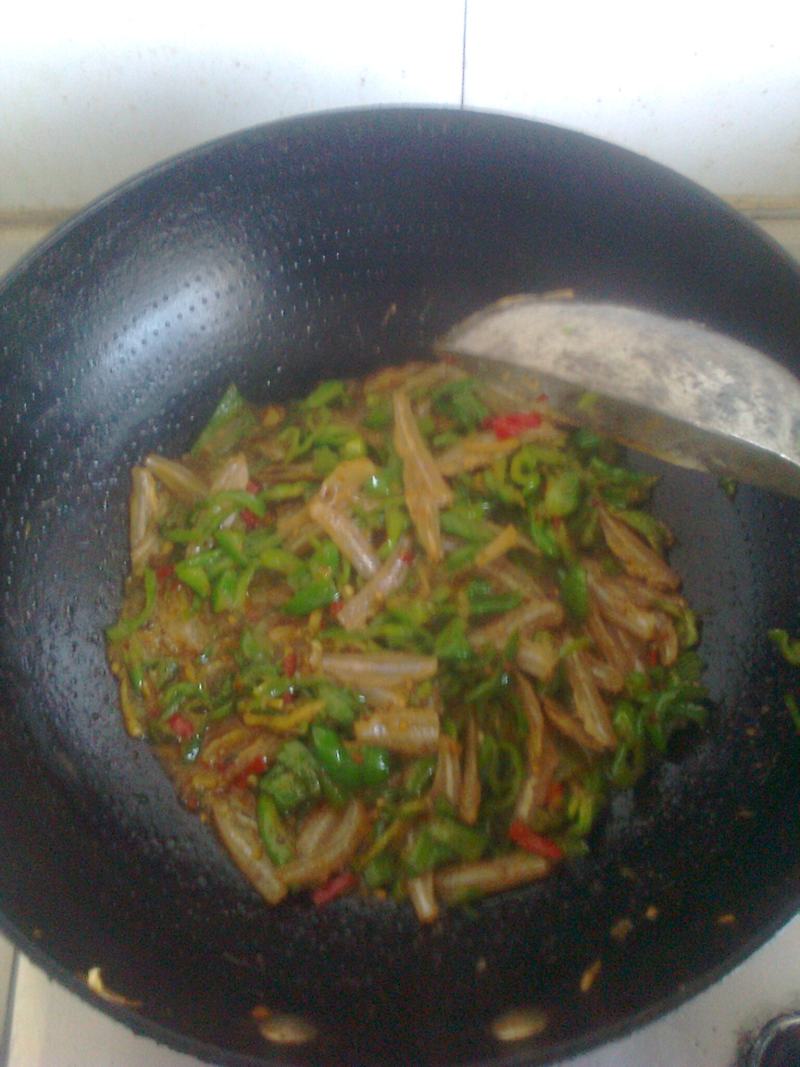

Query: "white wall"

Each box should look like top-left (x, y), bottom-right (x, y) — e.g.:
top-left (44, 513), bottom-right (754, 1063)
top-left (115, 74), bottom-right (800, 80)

top-left (1, 0), bottom-right (799, 212)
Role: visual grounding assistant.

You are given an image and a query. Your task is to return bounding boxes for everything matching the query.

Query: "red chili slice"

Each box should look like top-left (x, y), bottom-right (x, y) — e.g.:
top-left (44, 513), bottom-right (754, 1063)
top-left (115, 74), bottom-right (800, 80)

top-left (230, 754), bottom-right (269, 790)
top-left (283, 651), bottom-right (298, 678)
top-left (246, 479), bottom-right (263, 494)
top-left (483, 411), bottom-right (543, 440)
top-left (168, 713), bottom-right (195, 740)
top-left (311, 870), bottom-right (358, 906)
top-left (155, 562), bottom-right (174, 583)
top-left (545, 781), bottom-right (565, 810)
top-left (508, 820), bottom-right (564, 860)
top-left (241, 508), bottom-right (261, 530)
top-left (399, 549), bottom-right (414, 565)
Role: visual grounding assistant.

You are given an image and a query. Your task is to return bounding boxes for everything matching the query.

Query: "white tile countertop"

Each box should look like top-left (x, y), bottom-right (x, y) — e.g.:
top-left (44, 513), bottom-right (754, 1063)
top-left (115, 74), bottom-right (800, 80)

top-left (0, 204), bottom-right (799, 1067)
top-left (1, 0), bottom-right (800, 211)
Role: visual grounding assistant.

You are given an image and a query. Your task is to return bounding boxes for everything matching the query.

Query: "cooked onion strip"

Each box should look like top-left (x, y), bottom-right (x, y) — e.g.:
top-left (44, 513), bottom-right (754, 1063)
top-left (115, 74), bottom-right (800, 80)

top-left (543, 696), bottom-right (607, 753)
top-left (436, 433), bottom-right (518, 476)
top-left (321, 651), bottom-right (438, 688)
top-left (475, 525), bottom-right (521, 567)
top-left (586, 598), bottom-right (634, 677)
top-left (318, 458), bottom-right (376, 508)
top-left (471, 597), bottom-right (564, 649)
top-left (434, 852), bottom-right (551, 904)
top-left (514, 673), bottom-right (560, 819)
top-left (210, 452), bottom-right (249, 493)
top-left (211, 797), bottom-right (287, 904)
top-left (393, 390), bottom-right (453, 561)
top-left (585, 654), bottom-right (625, 694)
top-left (481, 557), bottom-right (547, 600)
top-left (354, 708), bottom-right (440, 756)
top-left (296, 805), bottom-right (340, 858)
top-left (586, 563), bottom-right (659, 642)
top-left (337, 536), bottom-right (412, 630)
top-left (308, 496), bottom-right (379, 578)
top-left (564, 650), bottom-right (616, 750)
top-left (280, 800), bottom-right (368, 888)
top-left (598, 507), bottom-right (680, 591)
top-left (655, 613), bottom-right (679, 666)
top-left (408, 871), bottom-right (439, 924)
top-left (145, 454), bottom-right (208, 503)
top-left (431, 735), bottom-right (462, 805)
top-left (515, 634), bottom-right (560, 683)
top-left (458, 717), bottom-right (481, 825)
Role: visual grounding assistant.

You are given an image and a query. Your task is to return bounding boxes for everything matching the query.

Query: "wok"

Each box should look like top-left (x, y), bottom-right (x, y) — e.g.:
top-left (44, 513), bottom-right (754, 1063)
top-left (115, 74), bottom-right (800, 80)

top-left (1, 107), bottom-right (800, 1067)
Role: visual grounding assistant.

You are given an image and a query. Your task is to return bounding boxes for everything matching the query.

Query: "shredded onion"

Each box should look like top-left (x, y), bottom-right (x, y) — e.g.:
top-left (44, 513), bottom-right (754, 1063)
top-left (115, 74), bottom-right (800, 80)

top-left (393, 390), bottom-right (453, 561)
top-left (471, 596), bottom-right (564, 649)
top-left (564, 649), bottom-right (616, 750)
top-left (318, 457), bottom-right (376, 508)
top-left (481, 557), bottom-right (547, 601)
top-left (354, 708), bottom-right (440, 755)
top-left (280, 799), bottom-right (368, 888)
top-left (475, 525), bottom-right (521, 567)
top-left (321, 651), bottom-right (438, 688)
top-left (308, 496), bottom-right (379, 578)
top-left (542, 696), bottom-right (607, 753)
top-left (436, 433), bottom-right (518, 476)
top-left (210, 451), bottom-right (250, 493)
top-left (434, 852), bottom-right (551, 904)
top-left (337, 536), bottom-right (412, 630)
top-left (458, 716), bottom-right (481, 825)
top-left (296, 805), bottom-right (339, 858)
top-left (144, 454), bottom-right (207, 503)
top-left (599, 507), bottom-right (680, 591)
top-left (431, 734), bottom-right (462, 806)
top-left (408, 871), bottom-right (439, 924)
top-left (211, 796), bottom-right (287, 905)
top-left (586, 563), bottom-right (659, 642)
top-left (515, 633), bottom-right (560, 682)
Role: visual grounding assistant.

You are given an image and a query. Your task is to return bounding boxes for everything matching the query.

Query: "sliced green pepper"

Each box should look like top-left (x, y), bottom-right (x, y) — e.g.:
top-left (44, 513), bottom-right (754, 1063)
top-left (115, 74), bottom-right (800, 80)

top-left (174, 561), bottom-right (212, 599)
top-left (214, 529), bottom-right (248, 566)
top-left (107, 567), bottom-right (157, 641)
top-left (283, 578), bottom-right (338, 616)
top-left (769, 628), bottom-right (800, 667)
top-left (310, 724), bottom-right (363, 791)
top-left (559, 563), bottom-right (589, 622)
top-left (303, 379), bottom-right (347, 409)
top-left (256, 793), bottom-right (293, 866)
top-left (543, 470), bottom-right (582, 518)
top-left (359, 746), bottom-right (392, 788)
top-left (260, 741), bottom-right (321, 813)
top-left (529, 516), bottom-right (561, 559)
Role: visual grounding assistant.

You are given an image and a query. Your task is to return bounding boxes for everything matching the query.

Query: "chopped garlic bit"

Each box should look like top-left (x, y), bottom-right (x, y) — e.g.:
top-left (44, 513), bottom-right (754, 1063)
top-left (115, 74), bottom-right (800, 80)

top-left (491, 1005), bottom-right (548, 1042)
top-left (610, 917), bottom-right (634, 942)
top-left (579, 958), bottom-right (602, 994)
top-left (86, 966), bottom-right (142, 1009)
top-left (256, 1011), bottom-right (317, 1045)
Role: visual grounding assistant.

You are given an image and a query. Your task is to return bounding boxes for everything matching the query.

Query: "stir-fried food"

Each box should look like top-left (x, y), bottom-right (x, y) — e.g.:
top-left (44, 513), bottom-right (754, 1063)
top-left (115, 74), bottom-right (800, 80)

top-left (106, 361), bottom-right (709, 921)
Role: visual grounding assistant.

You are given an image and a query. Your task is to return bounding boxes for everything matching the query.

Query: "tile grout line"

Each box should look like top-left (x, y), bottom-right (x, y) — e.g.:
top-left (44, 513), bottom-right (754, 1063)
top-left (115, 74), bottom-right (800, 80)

top-left (0, 950), bottom-right (18, 1067)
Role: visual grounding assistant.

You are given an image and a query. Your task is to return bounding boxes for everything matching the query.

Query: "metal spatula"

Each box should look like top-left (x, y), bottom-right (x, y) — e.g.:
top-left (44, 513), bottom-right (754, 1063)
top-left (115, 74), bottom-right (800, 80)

top-left (436, 296), bottom-right (800, 500)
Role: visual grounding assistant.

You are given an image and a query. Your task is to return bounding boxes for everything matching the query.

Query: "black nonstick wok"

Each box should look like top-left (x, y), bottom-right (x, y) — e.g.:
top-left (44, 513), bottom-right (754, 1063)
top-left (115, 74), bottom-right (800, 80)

top-left (2, 107), bottom-right (800, 1067)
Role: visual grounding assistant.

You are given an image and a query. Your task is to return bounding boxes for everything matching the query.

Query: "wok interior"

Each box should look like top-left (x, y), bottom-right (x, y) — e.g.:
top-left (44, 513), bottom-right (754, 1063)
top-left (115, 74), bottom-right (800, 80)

top-left (1, 110), bottom-right (800, 1065)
